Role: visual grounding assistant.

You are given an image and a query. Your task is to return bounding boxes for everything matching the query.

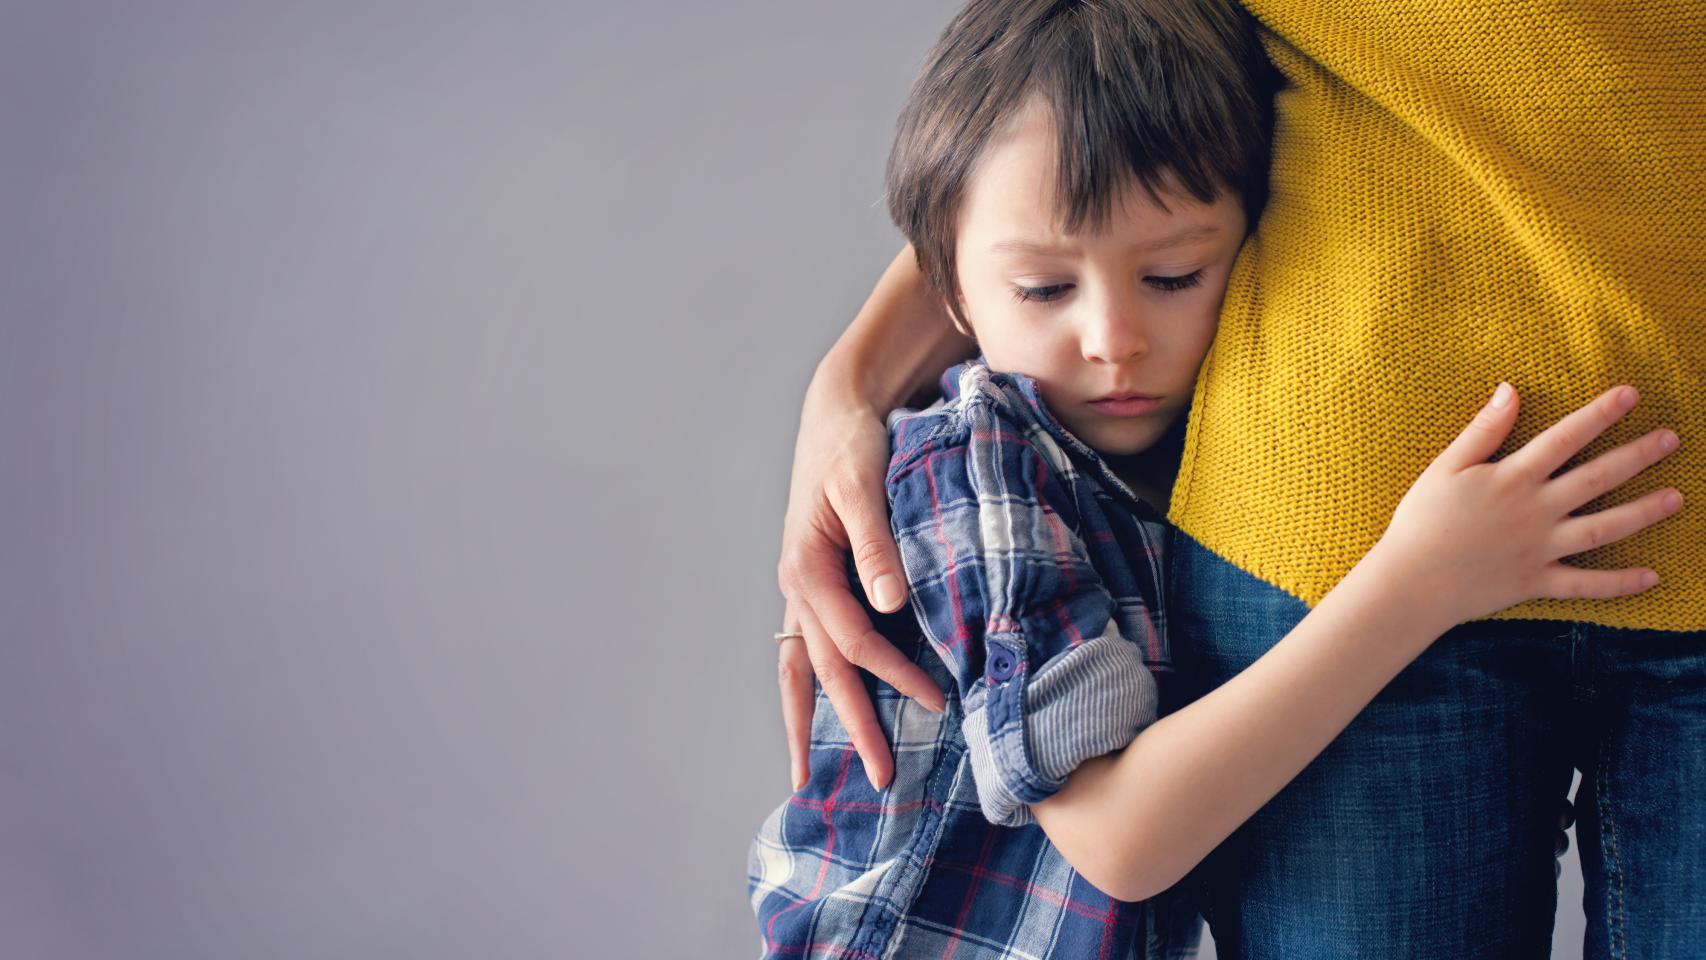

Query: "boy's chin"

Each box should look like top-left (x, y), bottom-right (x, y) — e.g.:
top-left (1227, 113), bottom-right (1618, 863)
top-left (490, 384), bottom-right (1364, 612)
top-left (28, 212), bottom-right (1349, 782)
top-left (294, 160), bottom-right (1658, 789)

top-left (1075, 423), bottom-right (1163, 458)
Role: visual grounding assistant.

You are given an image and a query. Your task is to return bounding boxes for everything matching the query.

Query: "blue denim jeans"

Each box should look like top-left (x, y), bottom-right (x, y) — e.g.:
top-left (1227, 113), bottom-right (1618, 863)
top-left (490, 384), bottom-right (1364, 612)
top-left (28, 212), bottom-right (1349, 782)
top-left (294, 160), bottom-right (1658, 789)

top-left (1168, 531), bottom-right (1706, 959)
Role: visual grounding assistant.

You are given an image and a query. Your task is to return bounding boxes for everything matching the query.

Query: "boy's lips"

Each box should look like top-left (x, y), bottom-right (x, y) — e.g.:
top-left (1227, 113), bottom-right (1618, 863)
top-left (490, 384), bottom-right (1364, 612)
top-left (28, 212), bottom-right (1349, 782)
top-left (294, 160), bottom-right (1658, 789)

top-left (1088, 394), bottom-right (1164, 416)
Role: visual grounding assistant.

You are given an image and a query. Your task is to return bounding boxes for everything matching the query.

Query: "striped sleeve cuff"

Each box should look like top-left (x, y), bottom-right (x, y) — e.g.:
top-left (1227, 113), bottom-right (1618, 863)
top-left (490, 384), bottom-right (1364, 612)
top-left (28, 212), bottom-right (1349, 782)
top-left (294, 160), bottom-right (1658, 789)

top-left (961, 622), bottom-right (1158, 828)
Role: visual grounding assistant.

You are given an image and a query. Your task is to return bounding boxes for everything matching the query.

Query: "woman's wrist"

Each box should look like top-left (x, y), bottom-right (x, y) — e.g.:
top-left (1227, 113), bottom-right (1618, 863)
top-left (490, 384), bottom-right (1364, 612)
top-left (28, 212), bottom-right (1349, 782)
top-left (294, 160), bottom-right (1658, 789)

top-left (806, 349), bottom-right (889, 424)
top-left (818, 245), bottom-right (974, 413)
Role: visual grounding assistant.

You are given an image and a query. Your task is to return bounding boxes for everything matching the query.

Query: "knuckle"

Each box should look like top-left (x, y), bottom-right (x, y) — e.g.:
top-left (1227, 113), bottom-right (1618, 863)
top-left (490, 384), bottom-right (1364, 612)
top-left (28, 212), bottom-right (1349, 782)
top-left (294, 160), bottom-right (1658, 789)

top-left (836, 631), bottom-right (870, 665)
top-left (852, 537), bottom-right (891, 569)
top-left (805, 639), bottom-right (844, 675)
top-left (777, 549), bottom-right (806, 593)
top-left (1582, 522), bottom-right (1609, 551)
top-left (811, 658), bottom-right (851, 692)
top-left (1546, 570), bottom-right (1583, 600)
top-left (1521, 569), bottom-right (1551, 601)
top-left (828, 472), bottom-right (871, 513)
top-left (1488, 462), bottom-right (1523, 492)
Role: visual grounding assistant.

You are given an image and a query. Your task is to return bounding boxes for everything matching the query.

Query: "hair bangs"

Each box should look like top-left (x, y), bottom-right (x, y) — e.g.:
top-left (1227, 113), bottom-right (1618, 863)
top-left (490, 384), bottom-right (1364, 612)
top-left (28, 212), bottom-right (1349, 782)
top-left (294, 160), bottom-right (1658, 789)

top-left (884, 0), bottom-right (1276, 334)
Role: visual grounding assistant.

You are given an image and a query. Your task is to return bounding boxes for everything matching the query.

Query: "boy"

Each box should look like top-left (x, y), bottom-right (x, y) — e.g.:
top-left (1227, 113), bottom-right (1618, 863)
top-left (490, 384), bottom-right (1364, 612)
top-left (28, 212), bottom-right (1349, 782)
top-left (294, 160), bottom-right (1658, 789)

top-left (749, 0), bottom-right (1679, 957)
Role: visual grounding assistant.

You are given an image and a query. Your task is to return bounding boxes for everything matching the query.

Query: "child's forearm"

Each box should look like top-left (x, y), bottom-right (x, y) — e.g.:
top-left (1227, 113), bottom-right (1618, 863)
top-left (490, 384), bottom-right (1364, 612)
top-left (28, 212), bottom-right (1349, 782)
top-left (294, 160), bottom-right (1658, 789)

top-left (1030, 543), bottom-right (1459, 902)
top-left (812, 244), bottom-right (976, 412)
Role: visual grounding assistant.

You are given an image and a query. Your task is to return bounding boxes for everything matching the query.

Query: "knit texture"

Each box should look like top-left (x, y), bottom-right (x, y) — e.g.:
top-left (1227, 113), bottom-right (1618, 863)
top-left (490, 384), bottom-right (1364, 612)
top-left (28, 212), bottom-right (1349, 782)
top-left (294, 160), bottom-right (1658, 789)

top-left (1169, 1), bottom-right (1706, 630)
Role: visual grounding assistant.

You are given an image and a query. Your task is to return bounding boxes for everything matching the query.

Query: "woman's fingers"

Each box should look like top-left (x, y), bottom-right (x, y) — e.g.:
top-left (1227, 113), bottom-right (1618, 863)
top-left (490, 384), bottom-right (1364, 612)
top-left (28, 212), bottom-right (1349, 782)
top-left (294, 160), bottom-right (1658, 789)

top-left (1504, 385), bottom-right (1639, 481)
top-left (778, 600), bottom-right (816, 793)
top-left (1432, 382), bottom-right (1521, 473)
top-left (1551, 486), bottom-right (1684, 559)
top-left (1546, 428), bottom-right (1679, 514)
top-left (781, 535), bottom-right (943, 711)
top-left (824, 462), bottom-right (911, 614)
top-left (798, 603), bottom-right (894, 790)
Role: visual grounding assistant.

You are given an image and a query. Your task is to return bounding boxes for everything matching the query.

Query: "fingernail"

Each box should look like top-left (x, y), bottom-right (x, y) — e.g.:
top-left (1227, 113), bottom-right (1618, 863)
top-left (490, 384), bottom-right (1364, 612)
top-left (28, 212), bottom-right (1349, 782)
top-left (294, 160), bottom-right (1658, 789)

top-left (1618, 386), bottom-right (1639, 410)
top-left (1490, 382), bottom-right (1512, 409)
top-left (923, 693), bottom-right (947, 714)
top-left (866, 767), bottom-right (887, 791)
top-left (1660, 430), bottom-right (1679, 452)
top-left (1641, 570), bottom-right (1660, 588)
top-left (1663, 490), bottom-right (1683, 511)
top-left (872, 574), bottom-right (904, 612)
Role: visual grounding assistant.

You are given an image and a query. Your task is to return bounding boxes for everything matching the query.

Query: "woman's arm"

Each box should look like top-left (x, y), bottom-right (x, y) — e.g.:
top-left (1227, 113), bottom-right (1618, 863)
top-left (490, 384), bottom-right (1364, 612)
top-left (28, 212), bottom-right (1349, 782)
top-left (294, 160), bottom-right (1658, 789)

top-left (1031, 384), bottom-right (1683, 901)
top-left (811, 244), bottom-right (976, 411)
top-left (776, 245), bottom-right (974, 790)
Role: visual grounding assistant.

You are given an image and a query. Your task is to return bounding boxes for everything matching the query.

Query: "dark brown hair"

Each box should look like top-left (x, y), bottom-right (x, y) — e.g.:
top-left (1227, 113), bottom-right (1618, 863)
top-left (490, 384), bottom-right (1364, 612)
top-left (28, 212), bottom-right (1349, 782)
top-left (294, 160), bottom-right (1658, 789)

top-left (885, 0), bottom-right (1276, 332)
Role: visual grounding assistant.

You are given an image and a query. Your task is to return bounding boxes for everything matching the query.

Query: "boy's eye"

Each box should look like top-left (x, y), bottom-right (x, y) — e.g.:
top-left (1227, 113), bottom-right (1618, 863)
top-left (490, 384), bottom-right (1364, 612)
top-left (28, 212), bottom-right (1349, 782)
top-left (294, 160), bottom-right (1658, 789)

top-left (1012, 283), bottom-right (1072, 304)
top-left (1145, 270), bottom-right (1204, 292)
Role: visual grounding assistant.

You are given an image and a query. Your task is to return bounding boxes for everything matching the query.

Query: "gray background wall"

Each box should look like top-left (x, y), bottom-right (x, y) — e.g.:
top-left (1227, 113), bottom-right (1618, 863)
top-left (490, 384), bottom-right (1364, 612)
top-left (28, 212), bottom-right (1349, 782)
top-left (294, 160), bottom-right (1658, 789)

top-left (0, 1), bottom-right (1587, 957)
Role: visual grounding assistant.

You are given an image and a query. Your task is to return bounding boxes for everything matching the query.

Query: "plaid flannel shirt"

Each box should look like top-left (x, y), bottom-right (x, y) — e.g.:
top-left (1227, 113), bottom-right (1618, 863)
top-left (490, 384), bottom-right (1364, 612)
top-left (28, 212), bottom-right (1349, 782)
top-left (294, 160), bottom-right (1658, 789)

top-left (748, 360), bottom-right (1200, 959)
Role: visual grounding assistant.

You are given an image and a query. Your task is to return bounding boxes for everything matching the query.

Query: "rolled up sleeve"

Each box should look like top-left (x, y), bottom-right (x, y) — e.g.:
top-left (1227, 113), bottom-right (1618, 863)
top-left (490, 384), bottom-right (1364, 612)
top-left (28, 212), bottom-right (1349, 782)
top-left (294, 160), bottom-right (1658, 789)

top-left (887, 383), bottom-right (1158, 827)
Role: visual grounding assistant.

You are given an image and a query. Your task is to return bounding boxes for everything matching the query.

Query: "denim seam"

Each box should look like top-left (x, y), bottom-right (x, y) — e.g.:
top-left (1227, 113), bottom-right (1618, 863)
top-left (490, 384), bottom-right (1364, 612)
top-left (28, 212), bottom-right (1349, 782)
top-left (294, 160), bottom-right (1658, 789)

top-left (1568, 625), bottom-right (1597, 704)
top-left (1597, 720), bottom-right (1628, 960)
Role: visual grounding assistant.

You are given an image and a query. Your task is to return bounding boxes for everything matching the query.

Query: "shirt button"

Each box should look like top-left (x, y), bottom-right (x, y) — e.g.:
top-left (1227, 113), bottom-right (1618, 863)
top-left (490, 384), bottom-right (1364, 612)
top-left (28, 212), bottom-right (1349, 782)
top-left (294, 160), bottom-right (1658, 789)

top-left (987, 650), bottom-right (1017, 682)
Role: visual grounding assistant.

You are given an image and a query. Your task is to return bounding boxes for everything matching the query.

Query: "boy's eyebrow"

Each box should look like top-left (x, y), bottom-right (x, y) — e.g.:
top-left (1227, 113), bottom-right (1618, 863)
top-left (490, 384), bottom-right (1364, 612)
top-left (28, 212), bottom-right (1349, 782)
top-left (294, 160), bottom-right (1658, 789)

top-left (989, 224), bottom-right (1223, 256)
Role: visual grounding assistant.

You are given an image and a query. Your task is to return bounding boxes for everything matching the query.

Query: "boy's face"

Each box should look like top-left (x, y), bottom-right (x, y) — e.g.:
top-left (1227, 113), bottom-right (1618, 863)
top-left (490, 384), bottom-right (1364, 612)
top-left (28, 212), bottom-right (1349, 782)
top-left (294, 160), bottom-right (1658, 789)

top-left (953, 101), bottom-right (1247, 460)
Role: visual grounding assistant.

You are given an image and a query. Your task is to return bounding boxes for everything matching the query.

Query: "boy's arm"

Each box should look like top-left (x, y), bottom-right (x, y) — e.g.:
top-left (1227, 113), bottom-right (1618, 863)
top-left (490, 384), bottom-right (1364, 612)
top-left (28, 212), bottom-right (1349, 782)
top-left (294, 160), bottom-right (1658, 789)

top-left (776, 244), bottom-right (975, 791)
top-left (1030, 383), bottom-right (1682, 902)
top-left (1029, 544), bottom-right (1447, 901)
top-left (887, 375), bottom-right (1163, 829)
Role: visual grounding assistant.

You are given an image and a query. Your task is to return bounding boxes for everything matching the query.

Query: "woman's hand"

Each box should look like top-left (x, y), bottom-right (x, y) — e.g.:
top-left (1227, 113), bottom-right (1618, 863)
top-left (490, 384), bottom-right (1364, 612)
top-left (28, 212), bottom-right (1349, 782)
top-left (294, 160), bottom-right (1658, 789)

top-left (771, 245), bottom-right (972, 793)
top-left (776, 363), bottom-right (946, 792)
top-left (1368, 383), bottom-right (1682, 627)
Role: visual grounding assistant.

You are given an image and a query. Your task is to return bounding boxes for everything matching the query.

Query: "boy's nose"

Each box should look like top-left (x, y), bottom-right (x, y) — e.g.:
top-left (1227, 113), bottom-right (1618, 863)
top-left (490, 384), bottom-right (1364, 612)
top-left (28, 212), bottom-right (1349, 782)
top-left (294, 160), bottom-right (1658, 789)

top-left (1080, 299), bottom-right (1149, 365)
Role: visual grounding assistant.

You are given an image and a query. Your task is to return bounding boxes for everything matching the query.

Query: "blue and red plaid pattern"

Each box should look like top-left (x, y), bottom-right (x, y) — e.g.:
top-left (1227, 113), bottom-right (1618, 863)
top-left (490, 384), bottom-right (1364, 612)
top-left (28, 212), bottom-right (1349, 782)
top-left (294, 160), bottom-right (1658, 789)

top-left (749, 360), bottom-right (1200, 959)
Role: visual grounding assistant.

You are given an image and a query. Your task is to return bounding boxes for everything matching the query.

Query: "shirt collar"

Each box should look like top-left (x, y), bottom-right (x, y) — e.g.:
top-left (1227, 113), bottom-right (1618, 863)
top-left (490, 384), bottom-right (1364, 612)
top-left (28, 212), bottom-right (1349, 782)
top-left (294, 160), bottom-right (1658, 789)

top-left (942, 357), bottom-right (1169, 524)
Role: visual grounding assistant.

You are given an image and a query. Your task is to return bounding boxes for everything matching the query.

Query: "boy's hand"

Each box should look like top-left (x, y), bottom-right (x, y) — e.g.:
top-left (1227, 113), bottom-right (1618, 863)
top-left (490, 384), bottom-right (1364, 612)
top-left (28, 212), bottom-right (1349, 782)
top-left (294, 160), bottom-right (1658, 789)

top-left (1368, 383), bottom-right (1682, 627)
top-left (776, 369), bottom-right (946, 792)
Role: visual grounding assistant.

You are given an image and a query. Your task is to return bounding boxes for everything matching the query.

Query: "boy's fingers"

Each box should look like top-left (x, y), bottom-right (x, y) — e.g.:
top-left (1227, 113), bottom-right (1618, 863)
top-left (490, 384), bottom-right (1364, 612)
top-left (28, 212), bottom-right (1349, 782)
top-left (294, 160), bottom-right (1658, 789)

top-left (798, 604), bottom-right (893, 790)
top-left (1535, 561), bottom-right (1660, 601)
top-left (824, 467), bottom-right (910, 613)
top-left (1546, 428), bottom-right (1679, 514)
top-left (1507, 385), bottom-right (1639, 481)
top-left (777, 601), bottom-right (815, 792)
top-left (1552, 487), bottom-right (1683, 559)
top-left (1435, 382), bottom-right (1520, 472)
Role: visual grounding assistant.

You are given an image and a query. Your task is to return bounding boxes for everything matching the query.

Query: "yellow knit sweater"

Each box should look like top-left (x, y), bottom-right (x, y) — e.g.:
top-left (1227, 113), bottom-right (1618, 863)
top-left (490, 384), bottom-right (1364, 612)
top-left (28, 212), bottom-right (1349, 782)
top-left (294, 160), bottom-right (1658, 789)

top-left (1169, 1), bottom-right (1706, 630)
